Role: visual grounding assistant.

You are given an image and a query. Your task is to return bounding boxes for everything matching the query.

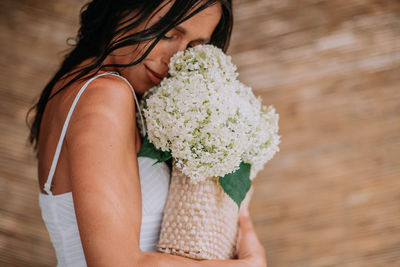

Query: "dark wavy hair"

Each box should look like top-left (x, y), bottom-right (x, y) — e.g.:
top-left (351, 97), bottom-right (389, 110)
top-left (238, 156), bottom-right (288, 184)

top-left (26, 0), bottom-right (233, 155)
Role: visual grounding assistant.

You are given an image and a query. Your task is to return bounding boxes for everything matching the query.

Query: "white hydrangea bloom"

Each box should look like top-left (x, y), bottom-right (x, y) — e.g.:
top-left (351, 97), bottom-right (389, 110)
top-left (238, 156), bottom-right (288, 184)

top-left (242, 105), bottom-right (281, 180)
top-left (141, 44), bottom-right (281, 183)
top-left (168, 45), bottom-right (238, 83)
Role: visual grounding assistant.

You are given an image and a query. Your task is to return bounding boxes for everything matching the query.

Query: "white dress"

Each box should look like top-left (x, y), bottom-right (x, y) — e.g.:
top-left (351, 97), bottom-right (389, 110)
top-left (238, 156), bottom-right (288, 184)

top-left (38, 72), bottom-right (171, 266)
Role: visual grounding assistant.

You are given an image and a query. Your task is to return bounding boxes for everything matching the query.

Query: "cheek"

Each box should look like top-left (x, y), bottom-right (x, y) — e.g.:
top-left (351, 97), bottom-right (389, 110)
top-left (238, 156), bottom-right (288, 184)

top-left (146, 45), bottom-right (165, 61)
top-left (148, 41), bottom-right (182, 62)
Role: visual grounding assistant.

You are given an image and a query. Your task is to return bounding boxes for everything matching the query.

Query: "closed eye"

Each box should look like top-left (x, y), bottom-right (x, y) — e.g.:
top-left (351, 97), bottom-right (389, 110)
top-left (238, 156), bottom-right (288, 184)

top-left (162, 35), bottom-right (174, 40)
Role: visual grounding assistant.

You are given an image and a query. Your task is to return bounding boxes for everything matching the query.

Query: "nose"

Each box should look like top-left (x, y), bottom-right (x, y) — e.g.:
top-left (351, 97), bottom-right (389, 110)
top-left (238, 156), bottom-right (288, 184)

top-left (161, 41), bottom-right (188, 66)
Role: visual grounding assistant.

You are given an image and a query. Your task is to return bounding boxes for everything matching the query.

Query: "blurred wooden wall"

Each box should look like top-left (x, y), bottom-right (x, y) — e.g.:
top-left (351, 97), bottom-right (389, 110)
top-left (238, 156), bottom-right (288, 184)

top-left (1, 0), bottom-right (399, 266)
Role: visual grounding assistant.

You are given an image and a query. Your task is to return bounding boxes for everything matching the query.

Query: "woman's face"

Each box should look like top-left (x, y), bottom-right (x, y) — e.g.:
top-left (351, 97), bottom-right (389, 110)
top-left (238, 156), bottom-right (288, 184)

top-left (106, 3), bottom-right (222, 94)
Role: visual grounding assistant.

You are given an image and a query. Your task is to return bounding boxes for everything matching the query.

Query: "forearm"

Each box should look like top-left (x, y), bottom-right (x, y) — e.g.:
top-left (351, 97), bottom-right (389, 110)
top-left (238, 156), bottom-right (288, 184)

top-left (138, 251), bottom-right (246, 267)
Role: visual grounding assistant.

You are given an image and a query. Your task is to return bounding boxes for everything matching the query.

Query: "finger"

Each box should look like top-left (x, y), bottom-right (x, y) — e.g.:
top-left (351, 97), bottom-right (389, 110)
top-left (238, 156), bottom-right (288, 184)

top-left (239, 212), bottom-right (256, 237)
top-left (239, 206), bottom-right (249, 217)
top-left (238, 214), bottom-right (266, 257)
top-left (240, 186), bottom-right (254, 213)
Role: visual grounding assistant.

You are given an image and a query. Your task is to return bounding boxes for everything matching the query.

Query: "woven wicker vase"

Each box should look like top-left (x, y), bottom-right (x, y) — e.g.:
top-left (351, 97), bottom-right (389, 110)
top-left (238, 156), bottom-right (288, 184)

top-left (157, 165), bottom-right (240, 260)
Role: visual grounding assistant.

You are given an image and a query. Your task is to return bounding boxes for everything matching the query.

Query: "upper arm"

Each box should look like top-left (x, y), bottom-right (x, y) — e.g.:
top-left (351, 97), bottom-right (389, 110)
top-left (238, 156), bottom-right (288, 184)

top-left (65, 76), bottom-right (142, 265)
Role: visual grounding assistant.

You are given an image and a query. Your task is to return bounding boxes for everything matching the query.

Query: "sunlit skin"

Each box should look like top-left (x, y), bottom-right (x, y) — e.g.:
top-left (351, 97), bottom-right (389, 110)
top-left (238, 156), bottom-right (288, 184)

top-left (37, 2), bottom-right (267, 266)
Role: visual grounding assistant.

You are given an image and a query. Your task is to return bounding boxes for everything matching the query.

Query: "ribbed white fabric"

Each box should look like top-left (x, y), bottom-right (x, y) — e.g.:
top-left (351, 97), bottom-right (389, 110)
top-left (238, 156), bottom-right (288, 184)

top-left (38, 72), bottom-right (170, 267)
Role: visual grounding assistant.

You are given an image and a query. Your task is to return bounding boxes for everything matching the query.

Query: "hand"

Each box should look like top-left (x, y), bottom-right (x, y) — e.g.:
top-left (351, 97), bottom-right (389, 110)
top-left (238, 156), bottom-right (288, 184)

top-left (236, 209), bottom-right (267, 267)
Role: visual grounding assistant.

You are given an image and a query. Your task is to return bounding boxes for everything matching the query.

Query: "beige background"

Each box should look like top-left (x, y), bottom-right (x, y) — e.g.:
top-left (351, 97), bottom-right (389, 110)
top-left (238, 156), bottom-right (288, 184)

top-left (1, 0), bottom-right (399, 266)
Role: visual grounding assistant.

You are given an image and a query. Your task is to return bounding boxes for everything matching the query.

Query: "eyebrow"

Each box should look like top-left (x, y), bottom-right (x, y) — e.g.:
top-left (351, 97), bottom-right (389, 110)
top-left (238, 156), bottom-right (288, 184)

top-left (173, 25), bottom-right (211, 43)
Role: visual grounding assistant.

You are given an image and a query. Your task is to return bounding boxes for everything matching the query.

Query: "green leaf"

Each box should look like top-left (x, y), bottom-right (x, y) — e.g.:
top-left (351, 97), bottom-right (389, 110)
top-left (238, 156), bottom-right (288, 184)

top-left (138, 134), bottom-right (172, 164)
top-left (219, 162), bottom-right (252, 209)
top-left (156, 150), bottom-right (172, 164)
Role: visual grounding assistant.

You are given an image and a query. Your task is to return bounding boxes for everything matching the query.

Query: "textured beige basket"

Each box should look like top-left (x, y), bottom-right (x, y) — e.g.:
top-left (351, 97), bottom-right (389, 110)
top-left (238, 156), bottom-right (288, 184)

top-left (157, 165), bottom-right (250, 260)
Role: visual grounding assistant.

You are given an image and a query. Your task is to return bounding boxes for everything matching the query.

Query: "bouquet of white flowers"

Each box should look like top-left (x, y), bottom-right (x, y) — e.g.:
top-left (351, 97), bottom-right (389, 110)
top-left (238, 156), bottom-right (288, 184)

top-left (138, 44), bottom-right (280, 259)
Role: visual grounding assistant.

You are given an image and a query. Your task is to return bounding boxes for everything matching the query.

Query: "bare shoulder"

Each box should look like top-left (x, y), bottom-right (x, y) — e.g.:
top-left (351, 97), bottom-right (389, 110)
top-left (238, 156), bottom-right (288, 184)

top-left (65, 73), bottom-right (137, 146)
top-left (72, 74), bottom-right (136, 117)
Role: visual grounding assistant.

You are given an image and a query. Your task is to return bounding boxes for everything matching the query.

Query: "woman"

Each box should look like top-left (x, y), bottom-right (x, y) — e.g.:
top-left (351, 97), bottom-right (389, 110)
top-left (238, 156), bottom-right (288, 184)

top-left (26, 0), bottom-right (267, 266)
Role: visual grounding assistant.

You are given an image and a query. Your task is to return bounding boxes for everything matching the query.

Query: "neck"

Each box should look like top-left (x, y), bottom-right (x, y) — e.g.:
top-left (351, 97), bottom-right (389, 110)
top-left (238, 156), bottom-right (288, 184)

top-left (101, 55), bottom-right (119, 74)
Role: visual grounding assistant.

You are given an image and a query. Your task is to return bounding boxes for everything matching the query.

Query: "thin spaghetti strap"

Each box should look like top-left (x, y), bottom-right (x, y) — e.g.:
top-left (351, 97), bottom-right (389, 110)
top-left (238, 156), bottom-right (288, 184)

top-left (43, 71), bottom-right (144, 195)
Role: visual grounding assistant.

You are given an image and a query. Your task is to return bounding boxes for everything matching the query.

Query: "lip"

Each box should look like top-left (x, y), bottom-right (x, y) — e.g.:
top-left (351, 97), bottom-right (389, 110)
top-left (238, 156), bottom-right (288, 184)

top-left (144, 65), bottom-right (166, 85)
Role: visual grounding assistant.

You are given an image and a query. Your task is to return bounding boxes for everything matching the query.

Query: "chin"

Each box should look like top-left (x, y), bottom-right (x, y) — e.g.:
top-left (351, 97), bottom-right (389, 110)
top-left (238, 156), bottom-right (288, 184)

top-left (135, 84), bottom-right (153, 96)
top-left (124, 77), bottom-right (147, 95)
